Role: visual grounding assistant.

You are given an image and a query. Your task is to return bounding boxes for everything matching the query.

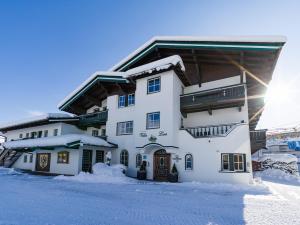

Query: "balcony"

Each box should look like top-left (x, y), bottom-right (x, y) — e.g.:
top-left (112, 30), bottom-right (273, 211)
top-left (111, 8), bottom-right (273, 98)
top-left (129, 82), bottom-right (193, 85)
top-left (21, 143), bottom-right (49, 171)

top-left (180, 84), bottom-right (245, 114)
top-left (250, 130), bottom-right (267, 154)
top-left (183, 123), bottom-right (239, 138)
top-left (78, 110), bottom-right (108, 128)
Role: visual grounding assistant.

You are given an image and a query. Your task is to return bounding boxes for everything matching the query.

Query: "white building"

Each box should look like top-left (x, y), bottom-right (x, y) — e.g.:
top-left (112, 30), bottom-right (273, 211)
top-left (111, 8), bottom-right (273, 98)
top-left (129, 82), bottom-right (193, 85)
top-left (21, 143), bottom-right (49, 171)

top-left (1, 36), bottom-right (286, 184)
top-left (0, 113), bottom-right (116, 175)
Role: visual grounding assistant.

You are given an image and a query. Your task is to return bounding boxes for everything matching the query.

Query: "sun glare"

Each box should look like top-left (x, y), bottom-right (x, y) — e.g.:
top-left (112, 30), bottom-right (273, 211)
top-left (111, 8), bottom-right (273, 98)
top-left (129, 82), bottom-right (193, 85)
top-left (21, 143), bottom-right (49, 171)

top-left (264, 84), bottom-right (292, 104)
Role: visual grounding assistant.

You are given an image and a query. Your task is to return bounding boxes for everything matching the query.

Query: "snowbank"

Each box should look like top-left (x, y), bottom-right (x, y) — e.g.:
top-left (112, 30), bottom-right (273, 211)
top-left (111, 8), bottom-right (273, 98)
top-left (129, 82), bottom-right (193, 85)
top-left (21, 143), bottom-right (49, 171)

top-left (55, 163), bottom-right (136, 184)
top-left (260, 154), bottom-right (297, 164)
top-left (256, 169), bottom-right (300, 183)
top-left (0, 167), bottom-right (22, 175)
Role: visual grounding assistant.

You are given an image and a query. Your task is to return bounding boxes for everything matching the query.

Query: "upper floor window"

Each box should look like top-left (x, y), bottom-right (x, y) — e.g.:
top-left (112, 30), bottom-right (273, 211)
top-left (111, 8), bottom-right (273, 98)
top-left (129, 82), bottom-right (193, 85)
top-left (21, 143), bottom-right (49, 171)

top-left (118, 93), bottom-right (135, 108)
top-left (53, 129), bottom-right (58, 136)
top-left (147, 77), bottom-right (160, 94)
top-left (57, 151), bottom-right (69, 164)
top-left (118, 95), bottom-right (126, 108)
top-left (147, 112), bottom-right (160, 129)
top-left (44, 130), bottom-right (48, 137)
top-left (185, 154), bottom-right (193, 170)
top-left (128, 94), bottom-right (135, 106)
top-left (117, 121), bottom-right (133, 135)
top-left (92, 130), bottom-right (99, 137)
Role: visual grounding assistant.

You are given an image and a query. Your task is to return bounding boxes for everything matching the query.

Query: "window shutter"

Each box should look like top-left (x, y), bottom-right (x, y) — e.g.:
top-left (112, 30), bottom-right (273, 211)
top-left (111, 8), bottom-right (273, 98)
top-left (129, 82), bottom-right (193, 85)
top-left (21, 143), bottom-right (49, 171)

top-left (243, 154), bottom-right (247, 172)
top-left (229, 154), bottom-right (234, 171)
top-left (125, 94), bottom-right (128, 107)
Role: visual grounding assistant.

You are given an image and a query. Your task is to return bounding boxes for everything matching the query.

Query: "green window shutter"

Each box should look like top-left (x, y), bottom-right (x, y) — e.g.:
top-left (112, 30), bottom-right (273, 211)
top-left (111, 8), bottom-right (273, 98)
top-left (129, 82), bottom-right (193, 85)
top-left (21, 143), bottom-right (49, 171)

top-left (243, 154), bottom-right (247, 172)
top-left (229, 153), bottom-right (234, 171)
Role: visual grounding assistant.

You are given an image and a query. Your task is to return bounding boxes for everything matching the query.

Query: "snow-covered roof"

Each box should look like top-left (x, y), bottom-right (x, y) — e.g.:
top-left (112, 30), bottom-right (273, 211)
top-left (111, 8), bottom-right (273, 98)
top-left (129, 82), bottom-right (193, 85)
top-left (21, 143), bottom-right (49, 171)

top-left (125, 55), bottom-right (185, 78)
top-left (110, 35), bottom-right (287, 71)
top-left (58, 55), bottom-right (184, 110)
top-left (0, 113), bottom-right (76, 131)
top-left (3, 134), bottom-right (115, 149)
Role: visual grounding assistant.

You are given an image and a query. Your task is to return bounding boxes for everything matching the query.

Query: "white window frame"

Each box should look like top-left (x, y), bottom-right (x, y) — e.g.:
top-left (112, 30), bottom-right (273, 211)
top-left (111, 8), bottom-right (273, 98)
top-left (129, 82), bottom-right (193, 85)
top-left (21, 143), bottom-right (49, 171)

top-left (147, 112), bottom-right (160, 129)
top-left (147, 77), bottom-right (161, 94)
top-left (120, 150), bottom-right (129, 166)
top-left (118, 95), bottom-right (126, 108)
top-left (117, 121), bottom-right (133, 135)
top-left (128, 93), bottom-right (135, 106)
top-left (233, 154), bottom-right (244, 171)
top-left (221, 154), bottom-right (230, 171)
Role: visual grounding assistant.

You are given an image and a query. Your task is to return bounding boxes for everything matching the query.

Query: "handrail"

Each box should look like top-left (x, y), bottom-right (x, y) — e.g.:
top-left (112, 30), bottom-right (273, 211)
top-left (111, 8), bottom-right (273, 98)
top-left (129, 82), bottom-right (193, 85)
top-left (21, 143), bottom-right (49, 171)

top-left (183, 122), bottom-right (244, 138)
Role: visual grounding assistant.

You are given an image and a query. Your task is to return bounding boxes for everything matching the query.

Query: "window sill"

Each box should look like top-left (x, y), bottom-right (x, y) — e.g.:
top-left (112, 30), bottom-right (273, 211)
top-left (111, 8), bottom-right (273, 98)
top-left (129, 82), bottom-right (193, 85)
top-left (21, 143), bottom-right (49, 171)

top-left (219, 170), bottom-right (250, 173)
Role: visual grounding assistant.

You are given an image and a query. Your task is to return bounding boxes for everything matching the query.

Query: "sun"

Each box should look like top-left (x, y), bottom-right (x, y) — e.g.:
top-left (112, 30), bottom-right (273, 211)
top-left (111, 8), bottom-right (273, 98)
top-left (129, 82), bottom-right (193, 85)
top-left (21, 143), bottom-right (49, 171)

top-left (264, 83), bottom-right (292, 104)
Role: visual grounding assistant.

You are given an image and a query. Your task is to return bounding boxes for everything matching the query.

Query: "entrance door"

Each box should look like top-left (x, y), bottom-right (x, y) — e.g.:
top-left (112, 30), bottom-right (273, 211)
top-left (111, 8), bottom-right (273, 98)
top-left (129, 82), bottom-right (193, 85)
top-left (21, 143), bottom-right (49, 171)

top-left (96, 150), bottom-right (104, 163)
top-left (35, 153), bottom-right (51, 172)
top-left (153, 149), bottom-right (170, 181)
top-left (82, 150), bottom-right (93, 173)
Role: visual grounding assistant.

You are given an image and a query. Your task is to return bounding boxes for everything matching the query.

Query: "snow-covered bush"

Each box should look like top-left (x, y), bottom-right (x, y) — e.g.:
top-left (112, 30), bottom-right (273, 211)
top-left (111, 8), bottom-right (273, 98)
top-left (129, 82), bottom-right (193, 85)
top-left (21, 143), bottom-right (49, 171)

top-left (259, 154), bottom-right (299, 175)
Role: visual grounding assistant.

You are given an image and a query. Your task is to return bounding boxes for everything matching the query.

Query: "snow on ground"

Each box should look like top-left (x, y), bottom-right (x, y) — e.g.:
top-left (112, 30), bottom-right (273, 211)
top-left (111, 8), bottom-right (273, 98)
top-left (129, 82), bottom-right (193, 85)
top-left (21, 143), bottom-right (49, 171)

top-left (0, 168), bottom-right (300, 225)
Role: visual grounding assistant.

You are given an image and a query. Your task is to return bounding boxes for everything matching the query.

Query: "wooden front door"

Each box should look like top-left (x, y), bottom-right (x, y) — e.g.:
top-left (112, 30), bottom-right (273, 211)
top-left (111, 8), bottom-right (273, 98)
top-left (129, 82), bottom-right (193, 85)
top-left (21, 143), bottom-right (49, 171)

top-left (153, 149), bottom-right (170, 181)
top-left (96, 150), bottom-right (104, 163)
top-left (35, 153), bottom-right (51, 172)
top-left (82, 150), bottom-right (93, 173)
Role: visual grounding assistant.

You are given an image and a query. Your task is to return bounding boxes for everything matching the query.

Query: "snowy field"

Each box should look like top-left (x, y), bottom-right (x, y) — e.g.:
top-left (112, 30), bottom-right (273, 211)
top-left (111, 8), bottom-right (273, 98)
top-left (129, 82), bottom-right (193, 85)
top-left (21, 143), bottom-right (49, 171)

top-left (0, 168), bottom-right (300, 225)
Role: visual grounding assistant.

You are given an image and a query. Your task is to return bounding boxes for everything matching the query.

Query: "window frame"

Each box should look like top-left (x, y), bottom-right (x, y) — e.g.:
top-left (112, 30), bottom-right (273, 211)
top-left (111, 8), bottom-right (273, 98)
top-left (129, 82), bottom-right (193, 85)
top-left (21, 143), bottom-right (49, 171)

top-left (118, 95), bottom-right (126, 108)
top-left (44, 130), bottom-right (48, 137)
top-left (23, 154), bottom-right (28, 163)
top-left (146, 112), bottom-right (160, 129)
top-left (233, 154), bottom-right (244, 172)
top-left (92, 130), bottom-right (99, 137)
top-left (19, 134), bottom-right (23, 139)
top-left (221, 154), bottom-right (230, 171)
top-left (57, 151), bottom-right (70, 164)
top-left (116, 121), bottom-right (133, 136)
top-left (53, 129), bottom-right (58, 136)
top-left (29, 154), bottom-right (33, 163)
top-left (120, 150), bottom-right (129, 167)
top-left (185, 154), bottom-right (193, 170)
top-left (136, 153), bottom-right (142, 168)
top-left (128, 93), bottom-right (135, 106)
top-left (147, 77), bottom-right (161, 94)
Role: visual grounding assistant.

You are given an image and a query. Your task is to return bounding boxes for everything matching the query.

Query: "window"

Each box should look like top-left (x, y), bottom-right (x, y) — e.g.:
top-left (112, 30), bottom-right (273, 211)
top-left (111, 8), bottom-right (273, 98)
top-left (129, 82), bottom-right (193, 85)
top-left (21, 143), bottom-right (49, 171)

top-left (53, 129), bottom-right (58, 136)
top-left (128, 94), bottom-right (135, 106)
top-left (234, 154), bottom-right (244, 171)
top-left (44, 130), bottom-right (48, 137)
top-left (23, 155), bottom-right (28, 163)
top-left (221, 153), bottom-right (245, 172)
top-left (19, 134), bottom-right (23, 139)
top-left (29, 154), bottom-right (33, 163)
top-left (136, 154), bottom-right (142, 168)
top-left (92, 130), bottom-right (99, 137)
top-left (222, 154), bottom-right (229, 171)
top-left (147, 77), bottom-right (160, 94)
top-left (101, 129), bottom-right (106, 137)
top-left (117, 121), bottom-right (133, 135)
top-left (120, 150), bottom-right (129, 166)
top-left (185, 154), bottom-right (193, 170)
top-left (147, 112), bottom-right (160, 129)
top-left (26, 133), bottom-right (29, 138)
top-left (37, 131), bottom-right (43, 138)
top-left (31, 132), bottom-right (37, 139)
top-left (57, 151), bottom-right (69, 164)
top-left (118, 95), bottom-right (126, 108)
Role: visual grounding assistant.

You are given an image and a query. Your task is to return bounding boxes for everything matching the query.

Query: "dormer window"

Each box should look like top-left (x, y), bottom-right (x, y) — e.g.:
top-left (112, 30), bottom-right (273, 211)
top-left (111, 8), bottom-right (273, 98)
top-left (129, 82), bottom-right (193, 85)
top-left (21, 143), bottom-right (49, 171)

top-left (147, 77), bottom-right (160, 94)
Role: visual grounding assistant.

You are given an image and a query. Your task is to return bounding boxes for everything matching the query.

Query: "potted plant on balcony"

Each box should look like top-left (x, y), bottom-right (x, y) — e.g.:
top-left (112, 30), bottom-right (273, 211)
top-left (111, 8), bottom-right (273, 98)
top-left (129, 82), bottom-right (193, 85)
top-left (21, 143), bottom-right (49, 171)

top-left (168, 163), bottom-right (178, 183)
top-left (137, 161), bottom-right (147, 180)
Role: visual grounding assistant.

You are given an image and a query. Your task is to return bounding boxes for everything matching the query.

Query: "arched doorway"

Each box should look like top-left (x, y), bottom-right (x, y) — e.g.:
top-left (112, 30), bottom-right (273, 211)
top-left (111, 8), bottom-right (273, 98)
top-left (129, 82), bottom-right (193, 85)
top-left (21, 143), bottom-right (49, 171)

top-left (153, 149), bottom-right (170, 181)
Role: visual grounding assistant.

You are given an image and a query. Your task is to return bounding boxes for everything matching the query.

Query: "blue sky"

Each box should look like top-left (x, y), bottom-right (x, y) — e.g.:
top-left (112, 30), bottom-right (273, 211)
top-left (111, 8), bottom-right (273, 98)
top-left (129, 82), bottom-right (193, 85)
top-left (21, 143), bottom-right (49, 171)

top-left (0, 0), bottom-right (299, 129)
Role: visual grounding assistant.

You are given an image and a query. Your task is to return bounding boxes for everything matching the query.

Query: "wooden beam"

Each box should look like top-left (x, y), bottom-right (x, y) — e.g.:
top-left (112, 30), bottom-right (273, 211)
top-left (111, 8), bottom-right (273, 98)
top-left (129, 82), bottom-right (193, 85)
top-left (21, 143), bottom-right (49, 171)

top-left (83, 95), bottom-right (101, 107)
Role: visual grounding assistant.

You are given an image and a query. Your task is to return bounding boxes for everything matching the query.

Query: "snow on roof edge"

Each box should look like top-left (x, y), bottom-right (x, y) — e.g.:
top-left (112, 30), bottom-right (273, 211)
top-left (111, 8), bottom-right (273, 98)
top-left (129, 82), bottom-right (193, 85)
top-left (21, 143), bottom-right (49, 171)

top-left (0, 113), bottom-right (74, 130)
top-left (109, 35), bottom-right (287, 71)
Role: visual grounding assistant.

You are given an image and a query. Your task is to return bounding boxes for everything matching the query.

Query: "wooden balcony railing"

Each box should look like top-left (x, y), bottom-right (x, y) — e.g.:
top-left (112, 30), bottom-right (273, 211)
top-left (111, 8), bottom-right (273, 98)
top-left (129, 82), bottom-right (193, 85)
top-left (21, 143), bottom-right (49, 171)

top-left (79, 110), bottom-right (108, 128)
top-left (183, 123), bottom-right (240, 138)
top-left (180, 84), bottom-right (245, 114)
top-left (250, 130), bottom-right (267, 154)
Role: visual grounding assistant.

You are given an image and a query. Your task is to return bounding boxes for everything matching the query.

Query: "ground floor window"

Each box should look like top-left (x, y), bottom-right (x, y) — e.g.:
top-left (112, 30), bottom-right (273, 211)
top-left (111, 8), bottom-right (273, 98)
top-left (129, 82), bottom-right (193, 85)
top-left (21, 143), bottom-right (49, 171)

top-left (185, 154), bottom-right (193, 170)
top-left (221, 153), bottom-right (246, 172)
top-left (136, 154), bottom-right (142, 168)
top-left (120, 150), bottom-right (129, 166)
top-left (57, 151), bottom-right (69, 164)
